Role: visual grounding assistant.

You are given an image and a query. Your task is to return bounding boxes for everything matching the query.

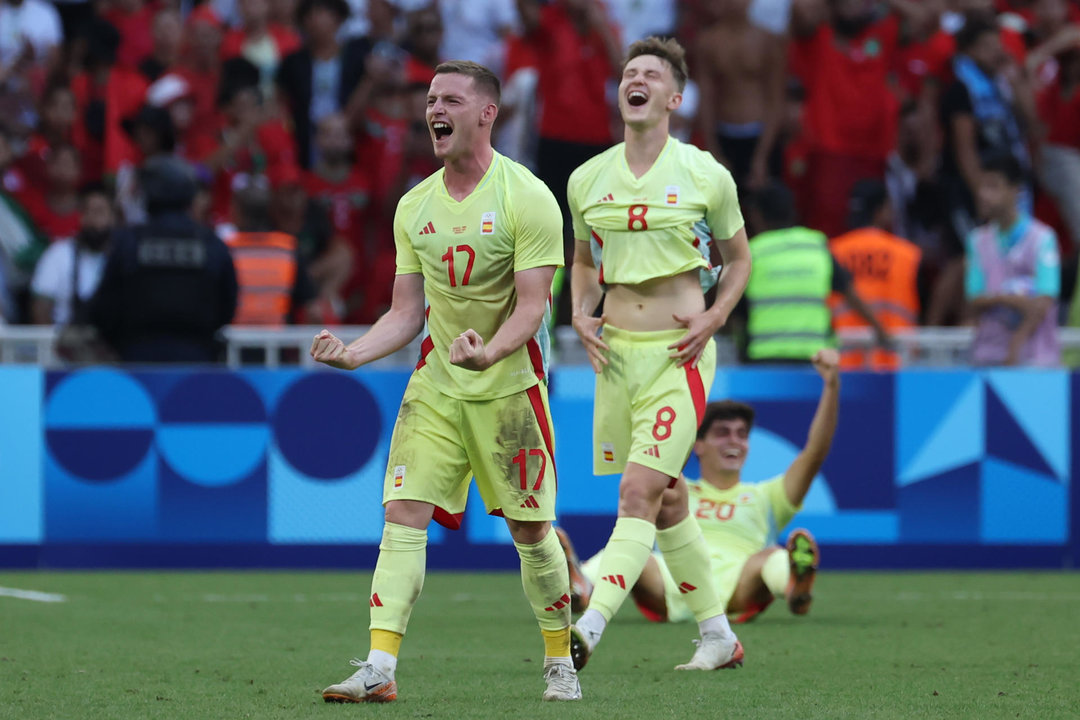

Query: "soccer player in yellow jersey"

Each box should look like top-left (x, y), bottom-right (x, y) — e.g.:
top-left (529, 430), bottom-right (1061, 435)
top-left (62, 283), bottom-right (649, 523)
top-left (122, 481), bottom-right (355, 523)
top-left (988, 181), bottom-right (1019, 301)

top-left (566, 36), bottom-right (753, 671)
top-left (563, 348), bottom-right (838, 626)
top-left (310, 61), bottom-right (581, 703)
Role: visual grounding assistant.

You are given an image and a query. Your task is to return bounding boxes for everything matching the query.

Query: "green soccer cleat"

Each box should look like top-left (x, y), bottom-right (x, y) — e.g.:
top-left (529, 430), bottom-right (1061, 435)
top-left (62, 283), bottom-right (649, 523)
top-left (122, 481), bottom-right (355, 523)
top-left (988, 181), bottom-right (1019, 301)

top-left (786, 528), bottom-right (820, 615)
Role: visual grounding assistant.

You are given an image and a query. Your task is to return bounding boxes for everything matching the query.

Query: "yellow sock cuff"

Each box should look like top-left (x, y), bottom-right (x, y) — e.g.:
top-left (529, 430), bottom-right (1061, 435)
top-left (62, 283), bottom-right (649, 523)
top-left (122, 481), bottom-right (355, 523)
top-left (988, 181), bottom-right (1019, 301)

top-left (761, 549), bottom-right (791, 597)
top-left (613, 516), bottom-right (658, 548)
top-left (370, 629), bottom-right (403, 657)
top-left (380, 522), bottom-right (428, 551)
top-left (541, 628), bottom-right (571, 658)
top-left (656, 515), bottom-right (701, 552)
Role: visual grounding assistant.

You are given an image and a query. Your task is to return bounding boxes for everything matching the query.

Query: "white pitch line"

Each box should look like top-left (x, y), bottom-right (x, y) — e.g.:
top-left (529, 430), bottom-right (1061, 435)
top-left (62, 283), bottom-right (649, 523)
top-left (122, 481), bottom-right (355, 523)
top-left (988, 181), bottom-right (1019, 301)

top-left (0, 586), bottom-right (68, 603)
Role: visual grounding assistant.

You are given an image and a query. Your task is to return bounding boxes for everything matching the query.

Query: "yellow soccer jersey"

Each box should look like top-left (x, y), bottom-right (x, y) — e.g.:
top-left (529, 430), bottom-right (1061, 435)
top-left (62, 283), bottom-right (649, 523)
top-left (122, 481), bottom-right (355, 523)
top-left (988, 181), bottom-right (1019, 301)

top-left (567, 136), bottom-right (743, 291)
top-left (394, 152), bottom-right (564, 401)
top-left (685, 475), bottom-right (801, 562)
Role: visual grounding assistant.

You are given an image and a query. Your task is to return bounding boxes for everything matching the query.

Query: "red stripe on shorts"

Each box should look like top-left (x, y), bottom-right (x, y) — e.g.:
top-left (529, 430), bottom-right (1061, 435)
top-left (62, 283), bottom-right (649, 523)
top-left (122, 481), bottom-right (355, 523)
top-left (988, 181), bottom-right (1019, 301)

top-left (526, 384), bottom-right (557, 490)
top-left (685, 364), bottom-right (706, 426)
top-left (432, 506), bottom-right (464, 530)
top-left (526, 338), bottom-right (545, 382)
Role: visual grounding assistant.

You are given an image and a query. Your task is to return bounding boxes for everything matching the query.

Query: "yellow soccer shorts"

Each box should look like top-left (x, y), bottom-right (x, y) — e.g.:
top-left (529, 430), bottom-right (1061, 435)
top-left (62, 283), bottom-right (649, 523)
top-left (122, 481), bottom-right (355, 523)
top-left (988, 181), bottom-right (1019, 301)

top-left (593, 325), bottom-right (716, 478)
top-left (383, 371), bottom-right (557, 528)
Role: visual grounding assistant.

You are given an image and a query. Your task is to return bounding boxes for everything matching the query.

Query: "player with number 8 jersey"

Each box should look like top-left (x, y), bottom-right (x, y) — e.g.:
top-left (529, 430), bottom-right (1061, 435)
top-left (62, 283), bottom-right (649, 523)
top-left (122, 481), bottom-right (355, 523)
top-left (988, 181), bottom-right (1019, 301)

top-left (566, 37), bottom-right (753, 674)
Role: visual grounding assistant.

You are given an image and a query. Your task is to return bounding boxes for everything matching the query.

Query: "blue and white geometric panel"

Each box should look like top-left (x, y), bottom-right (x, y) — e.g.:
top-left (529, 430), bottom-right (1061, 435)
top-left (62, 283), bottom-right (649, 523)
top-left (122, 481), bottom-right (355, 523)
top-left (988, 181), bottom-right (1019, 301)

top-left (896, 370), bottom-right (1069, 544)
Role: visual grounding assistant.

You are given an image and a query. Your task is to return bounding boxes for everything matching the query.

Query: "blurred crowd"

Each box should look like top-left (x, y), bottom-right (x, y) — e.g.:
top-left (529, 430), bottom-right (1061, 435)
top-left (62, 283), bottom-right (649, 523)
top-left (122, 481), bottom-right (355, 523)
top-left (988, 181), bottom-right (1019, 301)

top-left (0, 0), bottom-right (1079, 363)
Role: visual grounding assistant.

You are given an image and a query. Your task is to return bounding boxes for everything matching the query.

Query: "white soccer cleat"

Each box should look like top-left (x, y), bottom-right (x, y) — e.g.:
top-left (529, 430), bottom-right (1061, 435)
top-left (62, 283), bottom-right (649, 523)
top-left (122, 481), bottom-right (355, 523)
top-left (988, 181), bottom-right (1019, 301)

top-left (569, 623), bottom-right (601, 671)
top-left (674, 632), bottom-right (745, 671)
top-left (322, 659), bottom-right (397, 703)
top-left (542, 663), bottom-right (582, 701)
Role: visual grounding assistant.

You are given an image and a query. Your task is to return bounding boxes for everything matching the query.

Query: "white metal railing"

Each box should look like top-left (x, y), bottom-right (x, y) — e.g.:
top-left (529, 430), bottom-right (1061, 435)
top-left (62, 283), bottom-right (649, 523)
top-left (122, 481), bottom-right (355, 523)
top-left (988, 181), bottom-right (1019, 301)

top-left (3, 323), bottom-right (1080, 369)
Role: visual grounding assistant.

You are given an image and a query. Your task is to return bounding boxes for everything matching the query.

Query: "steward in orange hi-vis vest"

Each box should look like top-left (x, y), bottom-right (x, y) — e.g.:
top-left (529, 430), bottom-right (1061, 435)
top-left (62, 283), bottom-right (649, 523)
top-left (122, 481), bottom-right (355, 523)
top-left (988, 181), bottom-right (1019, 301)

top-left (829, 227), bottom-right (920, 370)
top-left (225, 231), bottom-right (298, 325)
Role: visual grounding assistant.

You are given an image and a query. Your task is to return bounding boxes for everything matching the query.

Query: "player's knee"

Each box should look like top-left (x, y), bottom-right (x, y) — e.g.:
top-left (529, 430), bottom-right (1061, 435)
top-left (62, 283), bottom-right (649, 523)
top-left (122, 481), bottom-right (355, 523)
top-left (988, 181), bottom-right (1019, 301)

top-left (505, 518), bottom-right (550, 545)
top-left (384, 500), bottom-right (435, 529)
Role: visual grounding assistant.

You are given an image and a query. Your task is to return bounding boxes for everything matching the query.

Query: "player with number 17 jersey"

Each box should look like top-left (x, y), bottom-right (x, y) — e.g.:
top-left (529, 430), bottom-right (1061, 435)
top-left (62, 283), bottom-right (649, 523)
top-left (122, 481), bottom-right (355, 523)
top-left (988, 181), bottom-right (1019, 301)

top-left (396, 151), bottom-right (563, 401)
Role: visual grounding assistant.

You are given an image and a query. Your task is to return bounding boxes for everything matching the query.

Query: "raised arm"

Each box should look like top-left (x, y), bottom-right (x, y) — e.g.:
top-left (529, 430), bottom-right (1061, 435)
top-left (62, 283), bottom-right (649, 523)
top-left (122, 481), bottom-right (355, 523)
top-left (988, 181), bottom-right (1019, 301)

top-left (310, 272), bottom-right (426, 370)
top-left (449, 265), bottom-right (557, 371)
top-left (782, 348), bottom-right (840, 507)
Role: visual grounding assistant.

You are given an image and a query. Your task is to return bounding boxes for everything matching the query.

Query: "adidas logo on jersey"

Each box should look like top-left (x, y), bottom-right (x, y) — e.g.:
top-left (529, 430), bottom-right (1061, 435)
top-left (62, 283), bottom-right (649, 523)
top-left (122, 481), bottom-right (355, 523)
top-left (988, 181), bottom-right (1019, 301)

top-left (419, 221), bottom-right (436, 235)
top-left (596, 193), bottom-right (614, 203)
top-left (520, 495), bottom-right (540, 509)
top-left (644, 445), bottom-right (660, 458)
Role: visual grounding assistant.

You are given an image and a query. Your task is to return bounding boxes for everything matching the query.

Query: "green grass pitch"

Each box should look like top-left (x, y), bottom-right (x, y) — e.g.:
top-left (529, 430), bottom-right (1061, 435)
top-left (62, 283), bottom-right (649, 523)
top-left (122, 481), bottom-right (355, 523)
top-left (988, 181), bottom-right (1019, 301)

top-left (1, 570), bottom-right (1078, 719)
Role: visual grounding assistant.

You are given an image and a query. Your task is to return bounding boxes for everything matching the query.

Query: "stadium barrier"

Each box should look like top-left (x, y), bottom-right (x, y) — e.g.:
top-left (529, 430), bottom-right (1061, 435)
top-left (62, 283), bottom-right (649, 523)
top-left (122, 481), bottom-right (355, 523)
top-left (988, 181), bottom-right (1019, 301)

top-left (0, 363), bottom-right (1076, 570)
top-left (4, 324), bottom-right (1080, 368)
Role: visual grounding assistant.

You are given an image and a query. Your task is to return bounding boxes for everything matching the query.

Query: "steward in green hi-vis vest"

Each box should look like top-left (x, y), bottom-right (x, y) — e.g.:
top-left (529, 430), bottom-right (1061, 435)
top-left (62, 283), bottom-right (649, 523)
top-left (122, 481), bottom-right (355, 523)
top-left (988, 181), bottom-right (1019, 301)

top-left (745, 226), bottom-right (834, 361)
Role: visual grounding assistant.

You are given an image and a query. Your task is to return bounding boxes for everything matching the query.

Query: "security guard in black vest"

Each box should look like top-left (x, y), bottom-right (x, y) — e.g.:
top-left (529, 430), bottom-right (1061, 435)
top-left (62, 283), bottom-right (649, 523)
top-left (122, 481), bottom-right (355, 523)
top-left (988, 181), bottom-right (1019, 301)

top-left (89, 156), bottom-right (238, 362)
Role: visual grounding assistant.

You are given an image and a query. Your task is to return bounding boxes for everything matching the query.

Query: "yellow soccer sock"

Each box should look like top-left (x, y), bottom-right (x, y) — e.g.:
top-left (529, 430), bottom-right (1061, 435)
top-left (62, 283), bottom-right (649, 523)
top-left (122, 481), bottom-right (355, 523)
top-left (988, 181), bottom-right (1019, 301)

top-left (587, 517), bottom-right (656, 622)
top-left (761, 548), bottom-right (791, 597)
top-left (541, 627), bottom-right (572, 659)
top-left (515, 529), bottom-right (572, 655)
top-left (368, 522), bottom-right (428, 637)
top-left (370, 629), bottom-right (403, 657)
top-left (656, 515), bottom-right (727, 623)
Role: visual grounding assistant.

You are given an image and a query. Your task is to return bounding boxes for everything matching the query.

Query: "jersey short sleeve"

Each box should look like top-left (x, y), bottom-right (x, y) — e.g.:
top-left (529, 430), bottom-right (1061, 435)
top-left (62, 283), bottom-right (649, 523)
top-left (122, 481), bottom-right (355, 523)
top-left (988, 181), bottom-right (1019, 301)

top-left (759, 474), bottom-right (800, 533)
top-left (393, 203), bottom-right (422, 275)
top-left (964, 229), bottom-right (986, 299)
top-left (512, 179), bottom-right (565, 272)
top-left (1033, 229), bottom-right (1060, 297)
top-left (567, 170), bottom-right (590, 242)
top-left (703, 162), bottom-right (743, 242)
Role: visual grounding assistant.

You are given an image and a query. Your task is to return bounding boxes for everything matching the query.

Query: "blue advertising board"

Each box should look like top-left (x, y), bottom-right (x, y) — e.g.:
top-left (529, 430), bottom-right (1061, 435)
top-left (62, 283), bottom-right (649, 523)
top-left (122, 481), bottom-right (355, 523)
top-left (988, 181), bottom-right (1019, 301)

top-left (0, 366), bottom-right (1073, 569)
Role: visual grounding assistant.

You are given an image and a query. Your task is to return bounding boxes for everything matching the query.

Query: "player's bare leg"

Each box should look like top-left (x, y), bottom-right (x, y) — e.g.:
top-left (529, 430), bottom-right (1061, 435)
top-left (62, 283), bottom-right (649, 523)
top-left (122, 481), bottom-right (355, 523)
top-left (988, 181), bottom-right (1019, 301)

top-left (571, 463), bottom-right (668, 669)
top-left (657, 481), bottom-right (742, 671)
top-left (323, 500), bottom-right (433, 703)
top-left (506, 519), bottom-right (581, 701)
top-left (727, 550), bottom-right (779, 624)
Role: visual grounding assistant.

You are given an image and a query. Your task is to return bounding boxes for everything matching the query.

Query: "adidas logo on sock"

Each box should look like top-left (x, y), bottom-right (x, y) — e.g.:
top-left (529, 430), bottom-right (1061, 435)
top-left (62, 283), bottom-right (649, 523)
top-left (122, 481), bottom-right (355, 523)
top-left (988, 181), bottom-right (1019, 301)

top-left (602, 574), bottom-right (626, 589)
top-left (678, 582), bottom-right (697, 594)
top-left (544, 593), bottom-right (571, 611)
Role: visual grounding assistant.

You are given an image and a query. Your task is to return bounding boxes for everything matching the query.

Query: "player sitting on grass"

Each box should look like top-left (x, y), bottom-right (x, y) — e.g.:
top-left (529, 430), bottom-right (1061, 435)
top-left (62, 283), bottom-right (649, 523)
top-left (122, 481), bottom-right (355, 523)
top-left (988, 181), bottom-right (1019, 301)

top-left (558, 348), bottom-right (839, 625)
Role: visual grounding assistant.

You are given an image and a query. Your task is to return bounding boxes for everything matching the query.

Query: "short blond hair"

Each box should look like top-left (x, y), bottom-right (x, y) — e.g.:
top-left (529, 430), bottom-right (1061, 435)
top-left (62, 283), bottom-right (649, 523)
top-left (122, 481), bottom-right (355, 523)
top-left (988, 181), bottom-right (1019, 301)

top-left (623, 37), bottom-right (689, 92)
top-left (434, 60), bottom-right (501, 106)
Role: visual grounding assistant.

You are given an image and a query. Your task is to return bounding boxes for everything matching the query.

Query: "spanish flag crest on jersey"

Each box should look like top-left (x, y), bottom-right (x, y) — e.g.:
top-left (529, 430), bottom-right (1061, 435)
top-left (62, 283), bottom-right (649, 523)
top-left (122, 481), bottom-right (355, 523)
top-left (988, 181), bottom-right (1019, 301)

top-left (665, 185), bottom-right (679, 205)
top-left (481, 211), bottom-right (496, 234)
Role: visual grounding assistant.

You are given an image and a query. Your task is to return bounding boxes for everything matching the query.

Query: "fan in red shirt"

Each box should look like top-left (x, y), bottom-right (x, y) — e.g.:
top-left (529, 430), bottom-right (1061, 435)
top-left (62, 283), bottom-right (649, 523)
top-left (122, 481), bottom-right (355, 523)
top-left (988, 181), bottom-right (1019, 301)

top-left (516, 0), bottom-right (622, 247)
top-left (17, 84), bottom-right (76, 192)
top-left (204, 58), bottom-right (299, 225)
top-left (790, 0), bottom-right (907, 237)
top-left (101, 0), bottom-right (159, 70)
top-left (174, 5), bottom-right (225, 139)
top-left (221, 0), bottom-right (302, 88)
top-left (25, 144), bottom-right (82, 243)
top-left (69, 18), bottom-right (147, 183)
top-left (304, 113), bottom-right (372, 250)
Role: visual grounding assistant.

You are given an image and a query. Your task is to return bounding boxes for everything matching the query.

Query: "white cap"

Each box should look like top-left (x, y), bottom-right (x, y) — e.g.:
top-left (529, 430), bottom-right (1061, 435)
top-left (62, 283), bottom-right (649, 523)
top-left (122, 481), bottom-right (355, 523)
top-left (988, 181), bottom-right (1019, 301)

top-left (146, 74), bottom-right (193, 108)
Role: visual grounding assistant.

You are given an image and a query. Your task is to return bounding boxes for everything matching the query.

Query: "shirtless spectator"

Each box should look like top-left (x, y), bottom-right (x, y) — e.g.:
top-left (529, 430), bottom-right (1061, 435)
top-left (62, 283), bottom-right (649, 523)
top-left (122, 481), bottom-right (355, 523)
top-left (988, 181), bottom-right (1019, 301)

top-left (696, 0), bottom-right (787, 190)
